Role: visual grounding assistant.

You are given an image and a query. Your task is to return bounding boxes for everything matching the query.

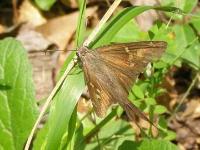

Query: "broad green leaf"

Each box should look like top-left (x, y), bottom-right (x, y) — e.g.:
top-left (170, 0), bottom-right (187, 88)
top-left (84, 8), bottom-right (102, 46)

top-left (148, 23), bottom-right (181, 65)
top-left (34, 0), bottom-right (56, 11)
top-left (155, 88), bottom-right (166, 96)
top-left (111, 20), bottom-right (147, 43)
top-left (172, 25), bottom-right (200, 68)
top-left (159, 24), bottom-right (200, 67)
top-left (164, 130), bottom-right (177, 141)
top-left (183, 0), bottom-right (198, 13)
top-left (190, 11), bottom-right (200, 33)
top-left (173, 24), bottom-right (196, 49)
top-left (132, 85), bottom-right (144, 99)
top-left (154, 105), bottom-right (167, 114)
top-left (153, 61), bottom-right (168, 69)
top-left (118, 139), bottom-right (178, 150)
top-left (158, 116), bottom-right (177, 141)
top-left (160, 0), bottom-right (176, 6)
top-left (145, 98), bottom-right (156, 105)
top-left (0, 38), bottom-right (38, 150)
top-left (191, 20), bottom-right (200, 32)
top-left (158, 116), bottom-right (167, 129)
top-left (182, 42), bottom-right (200, 69)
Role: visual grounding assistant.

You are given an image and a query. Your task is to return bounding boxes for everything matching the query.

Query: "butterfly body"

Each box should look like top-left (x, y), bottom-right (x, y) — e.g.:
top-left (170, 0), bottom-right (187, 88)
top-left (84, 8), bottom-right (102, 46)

top-left (77, 41), bottom-right (167, 121)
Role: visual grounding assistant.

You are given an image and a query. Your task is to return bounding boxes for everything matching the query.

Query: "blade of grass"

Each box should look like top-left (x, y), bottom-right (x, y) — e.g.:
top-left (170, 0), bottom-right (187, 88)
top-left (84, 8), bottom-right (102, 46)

top-left (38, 0), bottom-right (87, 149)
top-left (76, 0), bottom-right (87, 47)
top-left (83, 0), bottom-right (122, 47)
top-left (90, 6), bottom-right (185, 48)
top-left (44, 69), bottom-right (85, 149)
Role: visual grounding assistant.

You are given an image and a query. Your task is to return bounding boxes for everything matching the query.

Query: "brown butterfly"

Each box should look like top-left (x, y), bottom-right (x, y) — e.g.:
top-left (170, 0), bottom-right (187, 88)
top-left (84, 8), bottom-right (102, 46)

top-left (77, 41), bottom-right (167, 123)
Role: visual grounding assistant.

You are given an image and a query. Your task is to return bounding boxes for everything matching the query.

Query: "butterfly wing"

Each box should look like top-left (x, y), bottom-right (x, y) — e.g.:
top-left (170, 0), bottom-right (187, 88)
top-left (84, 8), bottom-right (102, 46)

top-left (80, 51), bottom-right (115, 117)
top-left (79, 41), bottom-right (167, 118)
top-left (96, 41), bottom-right (167, 93)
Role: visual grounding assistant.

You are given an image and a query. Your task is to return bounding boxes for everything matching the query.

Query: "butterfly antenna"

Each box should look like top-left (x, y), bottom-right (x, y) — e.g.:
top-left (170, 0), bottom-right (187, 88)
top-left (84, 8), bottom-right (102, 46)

top-left (45, 49), bottom-right (76, 52)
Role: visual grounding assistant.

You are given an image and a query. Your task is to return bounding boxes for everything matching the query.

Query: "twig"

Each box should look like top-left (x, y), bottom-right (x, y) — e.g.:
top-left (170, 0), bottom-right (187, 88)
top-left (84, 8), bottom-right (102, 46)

top-left (172, 73), bottom-right (199, 116)
top-left (83, 0), bottom-right (122, 47)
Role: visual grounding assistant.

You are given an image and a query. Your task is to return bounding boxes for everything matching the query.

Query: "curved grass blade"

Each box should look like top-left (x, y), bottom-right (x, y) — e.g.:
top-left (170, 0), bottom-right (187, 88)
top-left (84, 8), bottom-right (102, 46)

top-left (90, 6), bottom-right (184, 48)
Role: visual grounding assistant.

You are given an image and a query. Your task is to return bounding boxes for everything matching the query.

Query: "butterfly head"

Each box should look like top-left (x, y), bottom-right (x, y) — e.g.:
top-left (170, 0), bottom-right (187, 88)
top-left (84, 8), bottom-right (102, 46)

top-left (76, 46), bottom-right (89, 67)
top-left (76, 46), bottom-right (89, 58)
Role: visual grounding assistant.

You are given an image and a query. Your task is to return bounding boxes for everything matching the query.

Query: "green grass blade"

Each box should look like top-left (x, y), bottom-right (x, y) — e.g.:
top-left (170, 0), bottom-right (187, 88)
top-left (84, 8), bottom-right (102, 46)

top-left (90, 6), bottom-right (184, 48)
top-left (76, 0), bottom-right (87, 47)
top-left (43, 68), bottom-right (85, 149)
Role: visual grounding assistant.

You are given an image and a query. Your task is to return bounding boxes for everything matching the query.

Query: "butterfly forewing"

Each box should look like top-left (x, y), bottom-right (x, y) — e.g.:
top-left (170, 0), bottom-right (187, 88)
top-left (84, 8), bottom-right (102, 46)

top-left (96, 41), bottom-right (167, 94)
top-left (80, 50), bottom-right (115, 117)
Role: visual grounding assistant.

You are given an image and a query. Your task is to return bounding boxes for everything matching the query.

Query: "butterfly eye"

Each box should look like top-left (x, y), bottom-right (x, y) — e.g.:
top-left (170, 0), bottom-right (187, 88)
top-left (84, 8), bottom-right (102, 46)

top-left (76, 51), bottom-right (80, 57)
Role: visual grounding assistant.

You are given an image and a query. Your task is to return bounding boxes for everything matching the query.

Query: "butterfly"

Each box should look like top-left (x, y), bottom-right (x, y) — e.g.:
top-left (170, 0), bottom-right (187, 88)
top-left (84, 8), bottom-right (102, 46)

top-left (77, 41), bottom-right (167, 123)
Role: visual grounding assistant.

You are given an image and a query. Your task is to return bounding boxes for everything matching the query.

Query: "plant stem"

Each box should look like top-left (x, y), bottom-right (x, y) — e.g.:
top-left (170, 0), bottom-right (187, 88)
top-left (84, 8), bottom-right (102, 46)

top-left (172, 72), bottom-right (199, 115)
top-left (75, 109), bottom-right (117, 149)
top-left (83, 0), bottom-right (122, 47)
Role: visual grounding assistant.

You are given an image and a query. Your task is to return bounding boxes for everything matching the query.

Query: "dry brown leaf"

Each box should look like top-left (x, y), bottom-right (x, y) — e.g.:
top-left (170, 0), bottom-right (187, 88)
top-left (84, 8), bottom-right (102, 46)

top-left (193, 102), bottom-right (200, 119)
top-left (60, 0), bottom-right (78, 8)
top-left (18, 0), bottom-right (46, 26)
top-left (16, 24), bottom-right (58, 100)
top-left (16, 24), bottom-right (52, 51)
top-left (28, 52), bottom-right (58, 100)
top-left (35, 6), bottom-right (97, 50)
top-left (0, 25), bottom-right (5, 33)
top-left (182, 99), bottom-right (200, 119)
